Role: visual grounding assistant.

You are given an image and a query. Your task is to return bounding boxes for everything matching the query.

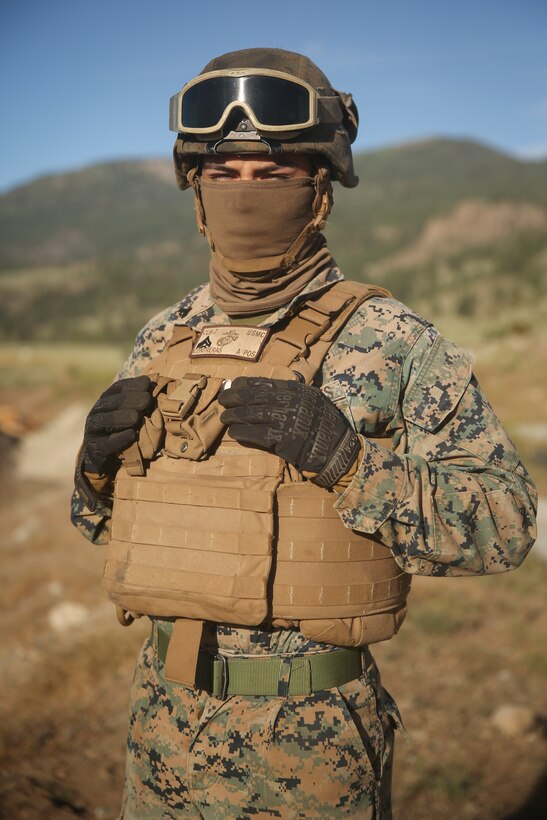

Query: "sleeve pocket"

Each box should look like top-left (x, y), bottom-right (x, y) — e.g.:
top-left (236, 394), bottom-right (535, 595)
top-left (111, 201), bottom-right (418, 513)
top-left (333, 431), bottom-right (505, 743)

top-left (402, 335), bottom-right (472, 432)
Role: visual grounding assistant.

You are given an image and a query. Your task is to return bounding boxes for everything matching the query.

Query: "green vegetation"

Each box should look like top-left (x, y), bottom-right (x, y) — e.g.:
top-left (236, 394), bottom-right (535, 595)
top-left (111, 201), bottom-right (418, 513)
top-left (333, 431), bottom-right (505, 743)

top-left (408, 593), bottom-right (476, 635)
top-left (2, 139), bottom-right (546, 489)
top-left (0, 344), bottom-right (125, 392)
top-left (1, 138), bottom-right (546, 345)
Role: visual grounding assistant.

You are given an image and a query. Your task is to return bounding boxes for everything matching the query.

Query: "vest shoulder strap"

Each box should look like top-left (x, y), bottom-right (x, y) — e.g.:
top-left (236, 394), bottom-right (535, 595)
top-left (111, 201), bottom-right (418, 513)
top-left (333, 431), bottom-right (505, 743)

top-left (166, 324), bottom-right (196, 349)
top-left (143, 280), bottom-right (389, 383)
top-left (121, 281), bottom-right (389, 474)
top-left (262, 280), bottom-right (390, 381)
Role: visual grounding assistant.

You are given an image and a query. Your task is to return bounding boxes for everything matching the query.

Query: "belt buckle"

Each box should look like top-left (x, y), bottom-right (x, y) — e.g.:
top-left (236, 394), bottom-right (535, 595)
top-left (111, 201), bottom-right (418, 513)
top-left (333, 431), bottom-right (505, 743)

top-left (214, 653), bottom-right (229, 700)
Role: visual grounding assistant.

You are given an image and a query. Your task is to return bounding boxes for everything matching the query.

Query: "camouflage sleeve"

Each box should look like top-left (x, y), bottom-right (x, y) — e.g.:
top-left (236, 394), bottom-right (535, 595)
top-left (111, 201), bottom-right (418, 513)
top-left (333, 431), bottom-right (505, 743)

top-left (334, 324), bottom-right (538, 576)
top-left (70, 491), bottom-right (113, 545)
top-left (70, 286), bottom-right (206, 545)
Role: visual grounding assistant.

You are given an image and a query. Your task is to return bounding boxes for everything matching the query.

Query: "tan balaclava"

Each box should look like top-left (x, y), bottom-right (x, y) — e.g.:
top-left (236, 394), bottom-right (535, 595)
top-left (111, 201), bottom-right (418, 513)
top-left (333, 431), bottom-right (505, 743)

top-left (188, 164), bottom-right (335, 315)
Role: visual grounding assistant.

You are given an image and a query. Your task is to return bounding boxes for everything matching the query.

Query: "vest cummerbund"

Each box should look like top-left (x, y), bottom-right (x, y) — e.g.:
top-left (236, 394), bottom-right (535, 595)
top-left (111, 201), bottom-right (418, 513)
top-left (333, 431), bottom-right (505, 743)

top-left (103, 282), bottom-right (411, 647)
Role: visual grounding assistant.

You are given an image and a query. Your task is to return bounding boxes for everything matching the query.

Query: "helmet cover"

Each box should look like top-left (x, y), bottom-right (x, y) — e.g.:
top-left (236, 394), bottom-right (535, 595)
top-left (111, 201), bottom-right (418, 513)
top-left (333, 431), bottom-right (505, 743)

top-left (172, 48), bottom-right (359, 189)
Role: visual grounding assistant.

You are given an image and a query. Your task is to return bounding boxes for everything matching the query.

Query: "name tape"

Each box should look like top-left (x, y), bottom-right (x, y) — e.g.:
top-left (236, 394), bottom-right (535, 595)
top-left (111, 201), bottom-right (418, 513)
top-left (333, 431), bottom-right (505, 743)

top-left (191, 325), bottom-right (270, 361)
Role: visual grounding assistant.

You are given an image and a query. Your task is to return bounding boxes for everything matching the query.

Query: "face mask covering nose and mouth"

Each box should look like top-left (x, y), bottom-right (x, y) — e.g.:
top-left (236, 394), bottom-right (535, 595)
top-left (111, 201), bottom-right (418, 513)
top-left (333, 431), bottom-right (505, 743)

top-left (200, 177), bottom-right (316, 270)
top-left (189, 169), bottom-right (336, 315)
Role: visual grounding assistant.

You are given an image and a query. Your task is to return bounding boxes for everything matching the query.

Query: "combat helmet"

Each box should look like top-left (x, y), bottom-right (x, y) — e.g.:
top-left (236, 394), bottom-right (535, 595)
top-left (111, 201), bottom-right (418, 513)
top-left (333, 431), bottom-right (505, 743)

top-left (170, 48), bottom-right (359, 189)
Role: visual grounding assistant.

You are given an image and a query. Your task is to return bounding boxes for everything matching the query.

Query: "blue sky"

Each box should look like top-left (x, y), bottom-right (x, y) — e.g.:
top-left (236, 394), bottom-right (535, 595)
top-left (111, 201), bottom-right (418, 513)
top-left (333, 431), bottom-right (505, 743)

top-left (1, 0), bottom-right (546, 191)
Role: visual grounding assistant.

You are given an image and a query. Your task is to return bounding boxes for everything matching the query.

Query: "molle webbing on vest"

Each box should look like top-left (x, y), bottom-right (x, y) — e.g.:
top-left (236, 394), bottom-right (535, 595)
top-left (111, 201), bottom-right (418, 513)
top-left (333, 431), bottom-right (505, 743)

top-left (273, 481), bottom-right (410, 619)
top-left (106, 449), bottom-right (283, 624)
top-left (104, 281), bottom-right (411, 645)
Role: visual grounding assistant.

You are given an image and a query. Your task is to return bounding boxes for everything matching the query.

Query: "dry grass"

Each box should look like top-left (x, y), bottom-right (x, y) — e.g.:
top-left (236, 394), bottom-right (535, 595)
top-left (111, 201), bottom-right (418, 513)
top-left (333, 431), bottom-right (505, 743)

top-left (435, 311), bottom-right (547, 495)
top-left (1, 339), bottom-right (545, 818)
top-left (377, 558), bottom-right (547, 819)
top-left (0, 343), bottom-right (125, 391)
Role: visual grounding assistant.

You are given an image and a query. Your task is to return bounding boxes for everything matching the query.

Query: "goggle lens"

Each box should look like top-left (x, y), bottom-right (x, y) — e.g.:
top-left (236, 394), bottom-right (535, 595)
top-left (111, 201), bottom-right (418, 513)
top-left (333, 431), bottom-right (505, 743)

top-left (181, 75), bottom-right (312, 130)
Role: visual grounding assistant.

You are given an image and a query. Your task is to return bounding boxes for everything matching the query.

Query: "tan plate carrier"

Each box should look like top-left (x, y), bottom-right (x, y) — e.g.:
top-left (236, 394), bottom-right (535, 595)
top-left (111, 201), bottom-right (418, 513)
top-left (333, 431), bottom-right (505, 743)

top-left (104, 281), bottom-right (411, 648)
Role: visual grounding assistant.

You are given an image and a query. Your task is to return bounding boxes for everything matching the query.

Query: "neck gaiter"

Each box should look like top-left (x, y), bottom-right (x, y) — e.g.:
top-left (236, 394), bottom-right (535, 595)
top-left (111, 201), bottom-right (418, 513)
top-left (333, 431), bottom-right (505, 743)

top-left (192, 174), bottom-right (335, 315)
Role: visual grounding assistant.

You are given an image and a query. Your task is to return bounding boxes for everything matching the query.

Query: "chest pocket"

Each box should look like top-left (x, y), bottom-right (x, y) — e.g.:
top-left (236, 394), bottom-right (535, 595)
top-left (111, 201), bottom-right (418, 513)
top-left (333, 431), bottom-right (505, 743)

top-left (320, 378), bottom-right (355, 428)
top-left (158, 373), bottom-right (226, 460)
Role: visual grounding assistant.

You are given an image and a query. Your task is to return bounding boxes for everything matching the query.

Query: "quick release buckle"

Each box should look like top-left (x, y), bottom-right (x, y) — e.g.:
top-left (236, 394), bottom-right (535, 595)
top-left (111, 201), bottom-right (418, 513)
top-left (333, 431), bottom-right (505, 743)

top-left (161, 374), bottom-right (207, 422)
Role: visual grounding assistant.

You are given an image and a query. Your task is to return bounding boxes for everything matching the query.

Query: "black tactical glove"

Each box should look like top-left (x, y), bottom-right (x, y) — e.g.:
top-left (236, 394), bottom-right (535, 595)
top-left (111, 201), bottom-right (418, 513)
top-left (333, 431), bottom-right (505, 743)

top-left (82, 376), bottom-right (153, 475)
top-left (218, 377), bottom-right (361, 488)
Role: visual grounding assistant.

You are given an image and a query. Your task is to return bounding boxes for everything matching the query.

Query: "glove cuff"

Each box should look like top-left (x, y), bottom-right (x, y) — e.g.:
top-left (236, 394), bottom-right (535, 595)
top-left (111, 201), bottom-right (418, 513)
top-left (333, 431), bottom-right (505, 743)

top-left (74, 449), bottom-right (113, 514)
top-left (312, 428), bottom-right (361, 489)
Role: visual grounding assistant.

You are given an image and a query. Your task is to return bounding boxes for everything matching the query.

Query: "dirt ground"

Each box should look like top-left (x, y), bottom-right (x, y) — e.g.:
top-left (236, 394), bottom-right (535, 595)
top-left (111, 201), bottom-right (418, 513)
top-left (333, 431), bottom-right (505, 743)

top-left (1, 352), bottom-right (546, 820)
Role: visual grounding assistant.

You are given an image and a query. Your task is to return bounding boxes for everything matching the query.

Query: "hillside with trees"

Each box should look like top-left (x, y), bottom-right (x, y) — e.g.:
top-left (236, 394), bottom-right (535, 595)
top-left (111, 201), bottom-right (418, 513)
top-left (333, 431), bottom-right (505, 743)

top-left (1, 138), bottom-right (546, 343)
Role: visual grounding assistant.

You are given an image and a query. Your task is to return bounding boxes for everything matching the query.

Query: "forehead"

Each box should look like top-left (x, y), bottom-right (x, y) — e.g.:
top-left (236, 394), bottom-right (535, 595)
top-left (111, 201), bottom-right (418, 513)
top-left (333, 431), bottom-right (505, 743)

top-left (201, 153), bottom-right (313, 169)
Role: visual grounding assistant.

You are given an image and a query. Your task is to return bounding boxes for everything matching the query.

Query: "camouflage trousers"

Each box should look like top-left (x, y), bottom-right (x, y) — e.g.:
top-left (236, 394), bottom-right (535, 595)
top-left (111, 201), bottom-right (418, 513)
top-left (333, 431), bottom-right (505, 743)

top-left (120, 639), bottom-right (397, 819)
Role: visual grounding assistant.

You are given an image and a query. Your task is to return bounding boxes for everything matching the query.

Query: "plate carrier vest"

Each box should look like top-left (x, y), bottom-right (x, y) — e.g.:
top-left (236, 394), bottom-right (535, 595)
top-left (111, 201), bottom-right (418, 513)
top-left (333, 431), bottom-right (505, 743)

top-left (104, 281), bottom-right (411, 647)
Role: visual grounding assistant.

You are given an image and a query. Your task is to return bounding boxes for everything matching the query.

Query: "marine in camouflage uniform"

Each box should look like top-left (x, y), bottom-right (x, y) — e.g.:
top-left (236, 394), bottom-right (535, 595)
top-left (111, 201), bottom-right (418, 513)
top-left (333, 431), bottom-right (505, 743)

top-left (71, 49), bottom-right (537, 819)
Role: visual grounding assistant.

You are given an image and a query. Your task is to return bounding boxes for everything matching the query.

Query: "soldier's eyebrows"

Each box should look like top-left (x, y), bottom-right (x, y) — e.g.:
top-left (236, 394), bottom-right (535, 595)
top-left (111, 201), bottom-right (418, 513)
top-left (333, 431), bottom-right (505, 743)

top-left (204, 160), bottom-right (300, 171)
top-left (203, 162), bottom-right (238, 171)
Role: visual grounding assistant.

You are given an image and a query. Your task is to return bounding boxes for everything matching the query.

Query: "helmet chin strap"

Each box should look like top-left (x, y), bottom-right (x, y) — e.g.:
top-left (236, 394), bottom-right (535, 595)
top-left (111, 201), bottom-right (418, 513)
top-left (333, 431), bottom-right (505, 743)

top-left (188, 164), bottom-right (333, 274)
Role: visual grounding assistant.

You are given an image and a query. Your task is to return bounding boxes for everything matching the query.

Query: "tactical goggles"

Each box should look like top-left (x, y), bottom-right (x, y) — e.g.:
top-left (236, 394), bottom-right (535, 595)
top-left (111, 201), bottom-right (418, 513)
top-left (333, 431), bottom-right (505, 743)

top-left (170, 68), bottom-right (339, 136)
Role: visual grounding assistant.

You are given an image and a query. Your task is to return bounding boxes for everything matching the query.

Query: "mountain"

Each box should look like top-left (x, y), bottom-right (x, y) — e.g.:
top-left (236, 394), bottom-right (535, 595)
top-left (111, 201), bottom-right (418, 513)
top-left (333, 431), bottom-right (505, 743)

top-left (1, 138), bottom-right (546, 342)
